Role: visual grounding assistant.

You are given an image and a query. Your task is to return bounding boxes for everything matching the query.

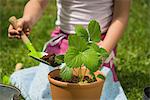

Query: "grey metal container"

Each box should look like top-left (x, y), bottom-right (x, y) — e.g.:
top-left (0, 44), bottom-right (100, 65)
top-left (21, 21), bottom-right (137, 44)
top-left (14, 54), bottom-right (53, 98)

top-left (143, 87), bottom-right (150, 100)
top-left (0, 84), bottom-right (20, 100)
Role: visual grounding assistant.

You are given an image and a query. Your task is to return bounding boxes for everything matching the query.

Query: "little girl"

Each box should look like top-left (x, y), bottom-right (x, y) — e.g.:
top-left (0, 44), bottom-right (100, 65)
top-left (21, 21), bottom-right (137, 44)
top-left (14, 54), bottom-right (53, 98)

top-left (8, 0), bottom-right (131, 99)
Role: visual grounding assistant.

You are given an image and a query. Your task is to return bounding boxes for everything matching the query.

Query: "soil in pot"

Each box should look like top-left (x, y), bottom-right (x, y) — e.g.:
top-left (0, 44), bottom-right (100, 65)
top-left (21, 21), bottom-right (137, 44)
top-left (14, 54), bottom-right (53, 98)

top-left (54, 75), bottom-right (96, 83)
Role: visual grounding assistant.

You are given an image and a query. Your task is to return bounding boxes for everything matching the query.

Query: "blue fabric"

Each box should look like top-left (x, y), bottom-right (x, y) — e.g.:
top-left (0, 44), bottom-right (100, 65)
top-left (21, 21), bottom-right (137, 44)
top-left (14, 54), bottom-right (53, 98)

top-left (10, 67), bottom-right (37, 100)
top-left (10, 64), bottom-right (127, 100)
top-left (100, 67), bottom-right (127, 100)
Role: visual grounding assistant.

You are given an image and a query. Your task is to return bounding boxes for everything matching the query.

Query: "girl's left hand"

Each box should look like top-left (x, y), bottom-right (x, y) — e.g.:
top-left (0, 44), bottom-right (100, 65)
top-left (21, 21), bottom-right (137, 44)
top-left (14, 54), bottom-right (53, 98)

top-left (97, 41), bottom-right (103, 48)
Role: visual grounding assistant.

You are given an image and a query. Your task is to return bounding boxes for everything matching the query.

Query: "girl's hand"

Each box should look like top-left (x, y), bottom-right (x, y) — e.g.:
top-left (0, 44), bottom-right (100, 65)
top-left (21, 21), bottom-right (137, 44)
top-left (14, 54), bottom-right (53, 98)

top-left (8, 17), bottom-right (31, 39)
top-left (97, 41), bottom-right (103, 48)
top-left (97, 41), bottom-right (110, 53)
top-left (97, 41), bottom-right (109, 64)
top-left (94, 70), bottom-right (103, 76)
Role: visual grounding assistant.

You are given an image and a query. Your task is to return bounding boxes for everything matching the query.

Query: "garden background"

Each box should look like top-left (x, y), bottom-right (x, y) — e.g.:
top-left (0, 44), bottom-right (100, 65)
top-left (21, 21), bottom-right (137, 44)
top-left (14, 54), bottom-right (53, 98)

top-left (0, 0), bottom-right (150, 99)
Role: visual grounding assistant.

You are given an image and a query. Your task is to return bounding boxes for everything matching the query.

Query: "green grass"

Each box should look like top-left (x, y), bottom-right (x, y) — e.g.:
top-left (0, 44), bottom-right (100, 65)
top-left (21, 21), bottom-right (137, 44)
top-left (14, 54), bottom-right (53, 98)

top-left (0, 0), bottom-right (150, 99)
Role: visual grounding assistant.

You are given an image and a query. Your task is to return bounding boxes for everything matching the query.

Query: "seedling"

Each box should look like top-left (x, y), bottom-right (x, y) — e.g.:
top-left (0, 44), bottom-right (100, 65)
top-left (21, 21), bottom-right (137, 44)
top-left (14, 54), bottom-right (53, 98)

top-left (57, 20), bottom-right (109, 83)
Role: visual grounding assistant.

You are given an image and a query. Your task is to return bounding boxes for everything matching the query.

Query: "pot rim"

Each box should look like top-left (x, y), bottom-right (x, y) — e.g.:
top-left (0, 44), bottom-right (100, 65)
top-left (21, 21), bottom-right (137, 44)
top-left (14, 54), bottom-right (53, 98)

top-left (48, 69), bottom-right (105, 88)
top-left (0, 83), bottom-right (21, 96)
top-left (143, 86), bottom-right (150, 98)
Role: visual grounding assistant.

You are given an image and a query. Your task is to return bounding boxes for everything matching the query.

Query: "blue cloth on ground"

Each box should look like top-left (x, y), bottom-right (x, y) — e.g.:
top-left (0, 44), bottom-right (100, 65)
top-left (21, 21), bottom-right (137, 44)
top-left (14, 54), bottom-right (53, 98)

top-left (10, 63), bottom-right (127, 100)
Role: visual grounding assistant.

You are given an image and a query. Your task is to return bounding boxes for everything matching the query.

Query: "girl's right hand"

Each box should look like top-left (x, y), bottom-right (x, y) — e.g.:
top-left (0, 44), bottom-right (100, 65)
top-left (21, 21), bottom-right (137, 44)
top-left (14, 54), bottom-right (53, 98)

top-left (8, 17), bottom-right (31, 39)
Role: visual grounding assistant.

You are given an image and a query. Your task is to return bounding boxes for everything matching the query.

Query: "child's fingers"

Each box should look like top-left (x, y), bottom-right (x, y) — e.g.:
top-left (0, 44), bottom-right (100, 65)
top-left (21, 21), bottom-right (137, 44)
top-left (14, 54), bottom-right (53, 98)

top-left (23, 27), bottom-right (30, 36)
top-left (8, 25), bottom-right (20, 35)
top-left (94, 70), bottom-right (104, 76)
top-left (8, 33), bottom-right (20, 39)
top-left (8, 27), bottom-right (19, 39)
top-left (97, 41), bottom-right (103, 47)
top-left (8, 25), bottom-right (18, 33)
top-left (16, 19), bottom-right (24, 33)
top-left (25, 31), bottom-right (30, 36)
top-left (8, 26), bottom-right (21, 38)
top-left (9, 30), bottom-right (19, 35)
top-left (8, 18), bottom-right (31, 39)
top-left (8, 30), bottom-right (20, 38)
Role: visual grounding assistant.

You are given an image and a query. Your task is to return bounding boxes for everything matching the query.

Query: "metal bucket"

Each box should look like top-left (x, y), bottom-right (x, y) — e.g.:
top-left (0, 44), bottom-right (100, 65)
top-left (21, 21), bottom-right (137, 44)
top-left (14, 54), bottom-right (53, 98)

top-left (143, 87), bottom-right (150, 100)
top-left (0, 84), bottom-right (20, 100)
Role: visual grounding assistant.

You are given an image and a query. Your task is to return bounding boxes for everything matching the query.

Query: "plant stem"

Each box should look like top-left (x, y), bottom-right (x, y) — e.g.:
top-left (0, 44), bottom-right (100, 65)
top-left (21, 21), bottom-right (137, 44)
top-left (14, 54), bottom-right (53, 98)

top-left (73, 68), bottom-right (78, 76)
top-left (90, 72), bottom-right (96, 81)
top-left (81, 68), bottom-right (87, 82)
top-left (79, 66), bottom-right (83, 82)
top-left (83, 68), bottom-right (87, 77)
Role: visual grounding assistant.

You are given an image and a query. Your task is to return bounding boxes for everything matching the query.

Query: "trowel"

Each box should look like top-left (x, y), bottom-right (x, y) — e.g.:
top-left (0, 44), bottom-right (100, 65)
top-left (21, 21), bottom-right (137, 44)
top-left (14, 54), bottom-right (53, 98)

top-left (9, 16), bottom-right (50, 65)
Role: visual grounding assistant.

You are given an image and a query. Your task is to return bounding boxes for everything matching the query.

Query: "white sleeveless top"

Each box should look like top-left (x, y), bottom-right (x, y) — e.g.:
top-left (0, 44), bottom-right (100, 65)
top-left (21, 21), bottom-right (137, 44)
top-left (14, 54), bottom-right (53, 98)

top-left (56, 0), bottom-right (114, 34)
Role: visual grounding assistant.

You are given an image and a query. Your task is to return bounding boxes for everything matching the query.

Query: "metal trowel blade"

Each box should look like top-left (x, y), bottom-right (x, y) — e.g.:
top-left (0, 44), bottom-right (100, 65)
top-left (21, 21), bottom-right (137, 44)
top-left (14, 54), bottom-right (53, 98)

top-left (30, 56), bottom-right (50, 66)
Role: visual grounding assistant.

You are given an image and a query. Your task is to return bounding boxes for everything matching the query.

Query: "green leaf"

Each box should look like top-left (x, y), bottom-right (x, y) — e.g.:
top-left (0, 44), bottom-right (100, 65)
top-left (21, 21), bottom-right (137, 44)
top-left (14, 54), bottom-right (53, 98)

top-left (60, 66), bottom-right (73, 81)
top-left (64, 20), bottom-right (103, 72)
top-left (68, 35), bottom-right (88, 52)
top-left (82, 48), bottom-right (100, 72)
top-left (88, 42), bottom-right (101, 53)
top-left (2, 75), bottom-right (10, 84)
top-left (89, 43), bottom-right (109, 58)
top-left (55, 55), bottom-right (64, 64)
top-left (89, 71), bottom-right (96, 81)
top-left (64, 47), bottom-right (83, 68)
top-left (97, 74), bottom-right (105, 80)
top-left (75, 25), bottom-right (89, 42)
top-left (88, 20), bottom-right (101, 42)
top-left (99, 48), bottom-right (109, 59)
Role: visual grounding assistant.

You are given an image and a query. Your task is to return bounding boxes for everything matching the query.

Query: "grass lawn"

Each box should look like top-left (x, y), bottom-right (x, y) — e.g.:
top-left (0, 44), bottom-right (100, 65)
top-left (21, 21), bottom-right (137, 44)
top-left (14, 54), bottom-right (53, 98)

top-left (0, 0), bottom-right (150, 99)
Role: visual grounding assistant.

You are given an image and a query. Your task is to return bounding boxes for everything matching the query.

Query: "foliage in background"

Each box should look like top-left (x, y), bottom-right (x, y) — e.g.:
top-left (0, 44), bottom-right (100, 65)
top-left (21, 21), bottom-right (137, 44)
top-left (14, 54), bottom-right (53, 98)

top-left (0, 0), bottom-right (150, 99)
top-left (0, 0), bottom-right (56, 81)
top-left (115, 0), bottom-right (150, 99)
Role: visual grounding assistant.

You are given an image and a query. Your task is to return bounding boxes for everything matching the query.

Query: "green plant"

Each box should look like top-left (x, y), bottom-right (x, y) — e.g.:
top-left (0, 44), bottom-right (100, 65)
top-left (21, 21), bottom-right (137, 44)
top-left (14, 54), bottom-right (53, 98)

top-left (1, 0), bottom-right (149, 98)
top-left (2, 75), bottom-right (10, 84)
top-left (59, 20), bottom-right (108, 82)
top-left (0, 68), bottom-right (10, 84)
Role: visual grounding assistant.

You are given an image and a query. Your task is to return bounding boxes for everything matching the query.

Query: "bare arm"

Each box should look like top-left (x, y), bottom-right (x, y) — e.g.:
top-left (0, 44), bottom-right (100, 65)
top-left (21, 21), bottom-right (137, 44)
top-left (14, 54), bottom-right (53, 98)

top-left (23, 0), bottom-right (48, 26)
top-left (100, 0), bottom-right (131, 53)
top-left (8, 0), bottom-right (48, 38)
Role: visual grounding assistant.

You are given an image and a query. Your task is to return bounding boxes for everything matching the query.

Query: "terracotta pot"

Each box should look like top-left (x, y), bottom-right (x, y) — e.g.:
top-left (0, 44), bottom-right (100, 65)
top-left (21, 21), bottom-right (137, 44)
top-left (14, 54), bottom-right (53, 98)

top-left (48, 69), bottom-right (105, 100)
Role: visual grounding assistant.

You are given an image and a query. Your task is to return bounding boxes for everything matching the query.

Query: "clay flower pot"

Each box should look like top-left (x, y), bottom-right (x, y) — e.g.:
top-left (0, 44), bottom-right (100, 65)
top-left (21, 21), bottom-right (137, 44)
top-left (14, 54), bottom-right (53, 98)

top-left (48, 69), bottom-right (105, 100)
